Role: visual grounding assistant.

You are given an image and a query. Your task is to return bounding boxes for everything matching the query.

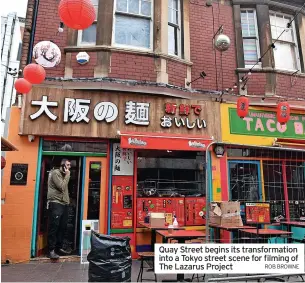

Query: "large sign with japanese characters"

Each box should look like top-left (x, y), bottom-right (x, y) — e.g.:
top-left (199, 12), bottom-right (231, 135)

top-left (20, 88), bottom-right (221, 139)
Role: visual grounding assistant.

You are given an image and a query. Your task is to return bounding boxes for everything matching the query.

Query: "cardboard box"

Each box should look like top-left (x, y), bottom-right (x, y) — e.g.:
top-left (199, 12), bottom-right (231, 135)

top-left (209, 201), bottom-right (243, 227)
top-left (150, 212), bottom-right (165, 226)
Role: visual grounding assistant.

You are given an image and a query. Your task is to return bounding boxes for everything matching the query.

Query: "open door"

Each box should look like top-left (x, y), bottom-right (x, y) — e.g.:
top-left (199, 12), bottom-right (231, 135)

top-left (82, 157), bottom-right (108, 234)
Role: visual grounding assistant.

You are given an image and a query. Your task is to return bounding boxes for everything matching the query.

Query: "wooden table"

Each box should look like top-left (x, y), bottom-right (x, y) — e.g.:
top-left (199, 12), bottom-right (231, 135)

top-left (209, 223), bottom-right (256, 243)
top-left (138, 222), bottom-right (184, 251)
top-left (239, 228), bottom-right (293, 243)
top-left (156, 230), bottom-right (206, 282)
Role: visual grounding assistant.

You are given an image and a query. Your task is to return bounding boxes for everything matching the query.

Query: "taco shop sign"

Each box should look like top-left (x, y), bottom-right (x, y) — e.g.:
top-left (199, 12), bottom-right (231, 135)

top-left (229, 108), bottom-right (305, 139)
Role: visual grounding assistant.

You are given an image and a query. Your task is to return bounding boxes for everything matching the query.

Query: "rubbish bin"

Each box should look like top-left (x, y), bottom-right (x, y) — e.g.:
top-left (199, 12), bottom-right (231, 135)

top-left (87, 230), bottom-right (132, 282)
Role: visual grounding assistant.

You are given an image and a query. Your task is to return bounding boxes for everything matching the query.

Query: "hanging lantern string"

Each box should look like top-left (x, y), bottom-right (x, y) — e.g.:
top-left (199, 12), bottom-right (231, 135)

top-left (225, 2), bottom-right (305, 93)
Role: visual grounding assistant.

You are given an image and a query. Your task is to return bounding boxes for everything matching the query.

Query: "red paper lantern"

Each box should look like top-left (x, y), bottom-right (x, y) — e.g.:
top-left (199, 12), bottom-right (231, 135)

top-left (58, 0), bottom-right (96, 30)
top-left (1, 156), bottom-right (6, 170)
top-left (277, 101), bottom-right (290, 125)
top-left (237, 97), bottom-right (249, 118)
top-left (14, 78), bottom-right (32, 94)
top-left (23, 64), bottom-right (46, 84)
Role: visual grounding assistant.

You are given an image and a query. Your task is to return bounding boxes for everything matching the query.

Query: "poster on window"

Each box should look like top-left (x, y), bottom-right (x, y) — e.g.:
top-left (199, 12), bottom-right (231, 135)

top-left (112, 143), bottom-right (134, 176)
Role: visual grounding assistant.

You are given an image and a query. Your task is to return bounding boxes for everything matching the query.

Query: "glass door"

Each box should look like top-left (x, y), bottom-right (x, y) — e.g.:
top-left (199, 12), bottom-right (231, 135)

top-left (228, 160), bottom-right (263, 231)
top-left (82, 157), bottom-right (107, 234)
top-left (228, 161), bottom-right (262, 202)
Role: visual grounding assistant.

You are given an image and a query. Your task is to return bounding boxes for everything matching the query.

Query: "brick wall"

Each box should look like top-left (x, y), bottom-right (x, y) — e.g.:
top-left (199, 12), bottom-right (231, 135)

top-left (71, 52), bottom-right (97, 78)
top-left (33, 0), bottom-right (66, 77)
top-left (189, 2), bottom-right (237, 91)
top-left (247, 73), bottom-right (267, 95)
top-left (275, 73), bottom-right (305, 100)
top-left (109, 52), bottom-right (157, 82)
top-left (167, 60), bottom-right (187, 87)
top-left (20, 0), bottom-right (305, 96)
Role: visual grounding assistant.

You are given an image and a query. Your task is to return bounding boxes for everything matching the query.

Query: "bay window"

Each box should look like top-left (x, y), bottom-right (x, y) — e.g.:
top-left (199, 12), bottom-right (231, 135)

top-left (240, 9), bottom-right (260, 68)
top-left (114, 0), bottom-right (153, 49)
top-left (168, 0), bottom-right (181, 56)
top-left (77, 0), bottom-right (98, 46)
top-left (270, 11), bottom-right (300, 71)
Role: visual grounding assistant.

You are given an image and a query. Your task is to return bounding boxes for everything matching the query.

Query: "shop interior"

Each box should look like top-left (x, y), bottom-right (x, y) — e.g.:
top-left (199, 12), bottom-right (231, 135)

top-left (136, 150), bottom-right (207, 227)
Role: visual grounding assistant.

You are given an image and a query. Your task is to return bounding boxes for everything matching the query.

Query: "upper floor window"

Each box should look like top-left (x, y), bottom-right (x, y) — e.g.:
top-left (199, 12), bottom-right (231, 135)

top-left (168, 0), bottom-right (181, 56)
top-left (270, 12), bottom-right (299, 71)
top-left (77, 0), bottom-right (98, 45)
top-left (240, 9), bottom-right (260, 68)
top-left (114, 0), bottom-right (153, 50)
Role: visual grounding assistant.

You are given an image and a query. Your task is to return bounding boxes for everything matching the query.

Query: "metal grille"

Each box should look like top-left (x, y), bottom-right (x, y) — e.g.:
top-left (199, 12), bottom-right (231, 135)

top-left (205, 145), bottom-right (305, 244)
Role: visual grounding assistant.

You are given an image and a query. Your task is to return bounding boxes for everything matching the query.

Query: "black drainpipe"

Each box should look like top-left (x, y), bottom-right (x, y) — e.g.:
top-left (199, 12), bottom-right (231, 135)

top-left (26, 0), bottom-right (39, 64)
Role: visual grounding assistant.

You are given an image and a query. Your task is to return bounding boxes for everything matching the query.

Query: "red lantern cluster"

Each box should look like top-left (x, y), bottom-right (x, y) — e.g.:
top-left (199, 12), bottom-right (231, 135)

top-left (14, 63), bottom-right (46, 95)
top-left (277, 101), bottom-right (290, 125)
top-left (237, 97), bottom-right (249, 118)
top-left (58, 0), bottom-right (96, 30)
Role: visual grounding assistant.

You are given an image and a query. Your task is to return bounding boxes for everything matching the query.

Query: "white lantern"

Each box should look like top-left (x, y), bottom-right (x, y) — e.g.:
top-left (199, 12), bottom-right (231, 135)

top-left (214, 34), bottom-right (231, 52)
top-left (76, 52), bottom-right (90, 65)
top-left (33, 41), bottom-right (61, 68)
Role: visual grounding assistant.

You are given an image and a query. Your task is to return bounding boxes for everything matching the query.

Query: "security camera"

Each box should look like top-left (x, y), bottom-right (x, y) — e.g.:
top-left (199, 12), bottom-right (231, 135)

top-left (28, 135), bottom-right (35, 142)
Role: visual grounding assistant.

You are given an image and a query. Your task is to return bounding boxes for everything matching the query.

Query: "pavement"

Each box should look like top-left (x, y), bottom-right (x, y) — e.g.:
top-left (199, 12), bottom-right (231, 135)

top-left (1, 260), bottom-right (305, 282)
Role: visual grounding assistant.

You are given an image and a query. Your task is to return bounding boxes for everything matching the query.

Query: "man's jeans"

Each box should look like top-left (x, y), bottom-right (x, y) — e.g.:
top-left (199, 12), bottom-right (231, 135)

top-left (47, 202), bottom-right (68, 252)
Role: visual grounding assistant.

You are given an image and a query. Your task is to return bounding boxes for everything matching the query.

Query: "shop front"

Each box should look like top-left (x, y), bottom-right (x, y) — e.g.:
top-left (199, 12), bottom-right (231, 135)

top-left (2, 86), bottom-right (221, 261)
top-left (219, 104), bottom-right (305, 242)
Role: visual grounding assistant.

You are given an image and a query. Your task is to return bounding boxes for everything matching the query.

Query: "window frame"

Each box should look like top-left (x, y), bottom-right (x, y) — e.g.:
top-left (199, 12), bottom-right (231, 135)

top-left (168, 0), bottom-right (182, 57)
top-left (240, 8), bottom-right (261, 69)
top-left (77, 0), bottom-right (99, 46)
top-left (112, 0), bottom-right (154, 51)
top-left (269, 10), bottom-right (301, 72)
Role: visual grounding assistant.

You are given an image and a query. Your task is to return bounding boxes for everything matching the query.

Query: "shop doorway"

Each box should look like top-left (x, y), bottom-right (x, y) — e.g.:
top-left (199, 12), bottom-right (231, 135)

top-left (36, 156), bottom-right (83, 256)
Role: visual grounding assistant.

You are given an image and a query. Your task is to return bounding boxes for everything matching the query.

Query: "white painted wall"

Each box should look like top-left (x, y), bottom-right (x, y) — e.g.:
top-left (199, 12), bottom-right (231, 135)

top-left (1, 13), bottom-right (24, 136)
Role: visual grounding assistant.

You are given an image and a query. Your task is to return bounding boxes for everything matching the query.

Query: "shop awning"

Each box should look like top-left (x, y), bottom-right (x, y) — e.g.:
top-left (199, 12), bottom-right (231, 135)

top-left (273, 138), bottom-right (305, 149)
top-left (1, 137), bottom-right (18, 151)
top-left (119, 131), bottom-right (214, 151)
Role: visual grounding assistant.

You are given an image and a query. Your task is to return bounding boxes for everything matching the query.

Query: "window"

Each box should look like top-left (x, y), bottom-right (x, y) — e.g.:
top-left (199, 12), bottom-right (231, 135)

top-left (270, 12), bottom-right (299, 71)
top-left (168, 0), bottom-right (181, 56)
top-left (114, 0), bottom-right (153, 49)
top-left (17, 42), bottom-right (22, 61)
top-left (240, 9), bottom-right (260, 68)
top-left (77, 0), bottom-right (98, 45)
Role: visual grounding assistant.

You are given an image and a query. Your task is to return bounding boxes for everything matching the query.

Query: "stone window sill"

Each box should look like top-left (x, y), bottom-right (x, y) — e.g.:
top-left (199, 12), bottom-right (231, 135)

top-left (64, 45), bottom-right (193, 66)
top-left (236, 67), bottom-right (305, 77)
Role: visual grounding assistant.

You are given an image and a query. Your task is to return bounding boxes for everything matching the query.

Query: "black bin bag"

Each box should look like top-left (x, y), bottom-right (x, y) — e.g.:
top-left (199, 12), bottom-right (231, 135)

top-left (87, 230), bottom-right (132, 282)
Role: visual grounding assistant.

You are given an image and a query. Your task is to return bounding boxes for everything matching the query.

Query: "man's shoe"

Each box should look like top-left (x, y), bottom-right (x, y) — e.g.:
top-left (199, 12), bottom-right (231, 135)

top-left (59, 248), bottom-right (72, 255)
top-left (48, 250), bottom-right (59, 259)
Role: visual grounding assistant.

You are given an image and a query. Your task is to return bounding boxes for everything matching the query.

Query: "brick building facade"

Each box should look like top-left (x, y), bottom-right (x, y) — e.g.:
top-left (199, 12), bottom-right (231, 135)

top-left (19, 0), bottom-right (305, 101)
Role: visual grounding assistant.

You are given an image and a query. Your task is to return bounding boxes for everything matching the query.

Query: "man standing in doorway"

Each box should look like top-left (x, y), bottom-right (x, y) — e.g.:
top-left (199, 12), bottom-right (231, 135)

top-left (47, 159), bottom-right (71, 259)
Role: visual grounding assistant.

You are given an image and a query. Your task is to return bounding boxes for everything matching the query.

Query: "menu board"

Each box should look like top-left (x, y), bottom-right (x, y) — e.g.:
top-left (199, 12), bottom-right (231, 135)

top-left (245, 202), bottom-right (271, 224)
top-left (112, 143), bottom-right (134, 176)
top-left (111, 176), bottom-right (133, 229)
top-left (185, 197), bottom-right (206, 226)
top-left (137, 197), bottom-right (185, 226)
